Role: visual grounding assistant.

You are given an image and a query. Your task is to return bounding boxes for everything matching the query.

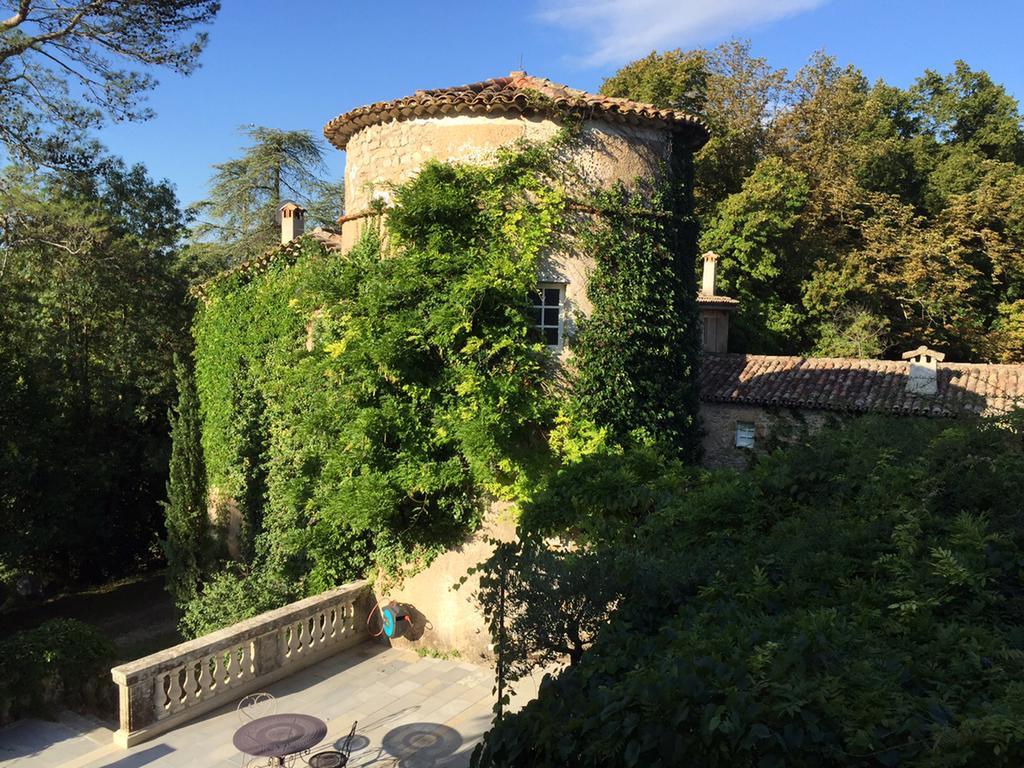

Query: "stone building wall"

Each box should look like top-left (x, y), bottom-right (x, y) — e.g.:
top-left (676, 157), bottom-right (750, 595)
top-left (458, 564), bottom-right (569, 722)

top-left (700, 402), bottom-right (836, 469)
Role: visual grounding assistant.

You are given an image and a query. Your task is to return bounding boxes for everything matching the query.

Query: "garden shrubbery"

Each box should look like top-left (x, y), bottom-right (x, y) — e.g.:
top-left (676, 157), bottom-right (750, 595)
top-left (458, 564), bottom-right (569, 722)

top-left (473, 414), bottom-right (1024, 767)
top-left (0, 619), bottom-right (116, 723)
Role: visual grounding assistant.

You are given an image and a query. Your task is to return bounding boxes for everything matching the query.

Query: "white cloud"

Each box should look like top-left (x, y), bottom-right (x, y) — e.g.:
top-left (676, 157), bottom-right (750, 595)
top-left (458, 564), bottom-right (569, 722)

top-left (537, 0), bottom-right (827, 66)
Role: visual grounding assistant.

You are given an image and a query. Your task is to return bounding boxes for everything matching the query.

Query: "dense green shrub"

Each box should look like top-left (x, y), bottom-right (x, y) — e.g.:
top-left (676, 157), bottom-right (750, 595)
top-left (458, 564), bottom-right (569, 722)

top-left (0, 619), bottom-right (116, 722)
top-left (474, 414), bottom-right (1024, 767)
top-left (178, 564), bottom-right (295, 638)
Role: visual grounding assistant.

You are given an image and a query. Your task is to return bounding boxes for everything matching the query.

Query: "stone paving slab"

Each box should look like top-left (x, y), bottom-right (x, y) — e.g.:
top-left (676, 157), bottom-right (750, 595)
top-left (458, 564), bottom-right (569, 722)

top-left (0, 643), bottom-right (525, 768)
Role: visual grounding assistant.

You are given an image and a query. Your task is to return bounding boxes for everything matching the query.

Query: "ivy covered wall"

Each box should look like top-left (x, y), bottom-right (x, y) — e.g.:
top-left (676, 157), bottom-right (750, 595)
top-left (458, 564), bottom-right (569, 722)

top-left (178, 133), bottom-right (703, 635)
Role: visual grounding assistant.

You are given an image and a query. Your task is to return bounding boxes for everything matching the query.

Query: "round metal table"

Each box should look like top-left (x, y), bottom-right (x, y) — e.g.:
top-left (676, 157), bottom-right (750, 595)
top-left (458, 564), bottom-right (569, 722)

top-left (233, 713), bottom-right (328, 766)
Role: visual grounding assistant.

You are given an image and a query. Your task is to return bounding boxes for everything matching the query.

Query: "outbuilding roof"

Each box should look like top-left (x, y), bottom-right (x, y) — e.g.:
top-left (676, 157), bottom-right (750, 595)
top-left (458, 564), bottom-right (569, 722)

top-left (697, 292), bottom-right (740, 308)
top-left (699, 353), bottom-right (1024, 417)
top-left (323, 72), bottom-right (710, 151)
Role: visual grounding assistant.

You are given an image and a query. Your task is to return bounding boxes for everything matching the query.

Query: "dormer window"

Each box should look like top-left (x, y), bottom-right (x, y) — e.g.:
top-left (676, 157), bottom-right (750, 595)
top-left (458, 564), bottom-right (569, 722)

top-left (529, 283), bottom-right (565, 349)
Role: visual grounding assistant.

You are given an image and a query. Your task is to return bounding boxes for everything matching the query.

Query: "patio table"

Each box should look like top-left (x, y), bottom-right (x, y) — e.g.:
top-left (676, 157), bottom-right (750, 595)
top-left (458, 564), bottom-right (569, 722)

top-left (233, 713), bottom-right (328, 766)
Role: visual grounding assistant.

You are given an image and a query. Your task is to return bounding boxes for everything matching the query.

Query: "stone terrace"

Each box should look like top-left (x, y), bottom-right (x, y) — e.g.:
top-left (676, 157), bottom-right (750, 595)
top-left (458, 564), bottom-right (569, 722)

top-left (0, 642), bottom-right (540, 768)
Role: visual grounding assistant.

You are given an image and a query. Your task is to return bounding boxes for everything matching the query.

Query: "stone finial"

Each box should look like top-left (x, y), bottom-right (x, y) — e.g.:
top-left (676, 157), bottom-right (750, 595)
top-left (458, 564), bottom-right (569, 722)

top-left (701, 251), bottom-right (719, 296)
top-left (901, 345), bottom-right (945, 395)
top-left (279, 201), bottom-right (306, 245)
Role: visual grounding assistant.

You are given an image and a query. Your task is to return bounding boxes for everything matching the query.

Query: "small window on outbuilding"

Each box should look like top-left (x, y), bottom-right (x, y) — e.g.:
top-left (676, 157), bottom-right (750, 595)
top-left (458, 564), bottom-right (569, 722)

top-left (529, 283), bottom-right (565, 349)
top-left (735, 421), bottom-right (756, 449)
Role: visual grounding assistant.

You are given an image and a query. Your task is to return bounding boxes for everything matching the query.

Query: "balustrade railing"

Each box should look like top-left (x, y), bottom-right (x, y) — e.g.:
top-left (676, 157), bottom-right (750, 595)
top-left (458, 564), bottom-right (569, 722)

top-left (110, 580), bottom-right (372, 747)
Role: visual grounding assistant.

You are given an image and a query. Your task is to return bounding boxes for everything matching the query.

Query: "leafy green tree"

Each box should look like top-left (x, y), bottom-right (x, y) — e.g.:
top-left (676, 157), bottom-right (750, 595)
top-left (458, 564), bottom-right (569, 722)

top-left (599, 48), bottom-right (708, 114)
top-left (192, 126), bottom-right (343, 265)
top-left (913, 61), bottom-right (1024, 165)
top-left (601, 41), bottom-right (787, 217)
top-left (0, 155), bottom-right (190, 586)
top-left (604, 46), bottom-right (1024, 361)
top-left (0, 0), bottom-right (218, 162)
top-left (473, 413), bottom-right (1024, 767)
top-left (810, 307), bottom-right (889, 358)
top-left (700, 156), bottom-right (811, 351)
top-left (162, 355), bottom-right (210, 605)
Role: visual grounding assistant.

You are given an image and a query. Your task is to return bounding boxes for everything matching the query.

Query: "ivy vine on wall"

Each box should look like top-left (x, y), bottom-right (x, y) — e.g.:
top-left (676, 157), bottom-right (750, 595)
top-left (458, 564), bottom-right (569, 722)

top-left (178, 132), bottom-right (703, 635)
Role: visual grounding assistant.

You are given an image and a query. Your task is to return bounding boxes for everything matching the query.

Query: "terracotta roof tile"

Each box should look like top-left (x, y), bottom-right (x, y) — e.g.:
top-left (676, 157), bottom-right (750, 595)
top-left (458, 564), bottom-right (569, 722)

top-left (323, 73), bottom-right (710, 151)
top-left (699, 354), bottom-right (1024, 417)
top-left (697, 292), bottom-right (739, 307)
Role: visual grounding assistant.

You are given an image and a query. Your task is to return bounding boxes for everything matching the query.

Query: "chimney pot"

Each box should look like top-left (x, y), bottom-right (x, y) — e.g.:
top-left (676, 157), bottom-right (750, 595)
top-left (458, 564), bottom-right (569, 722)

top-left (701, 251), bottom-right (719, 296)
top-left (279, 201), bottom-right (306, 245)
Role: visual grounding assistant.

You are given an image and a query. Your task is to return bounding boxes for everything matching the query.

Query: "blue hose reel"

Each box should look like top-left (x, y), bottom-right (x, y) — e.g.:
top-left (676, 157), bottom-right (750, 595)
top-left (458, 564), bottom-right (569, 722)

top-left (378, 601), bottom-right (411, 639)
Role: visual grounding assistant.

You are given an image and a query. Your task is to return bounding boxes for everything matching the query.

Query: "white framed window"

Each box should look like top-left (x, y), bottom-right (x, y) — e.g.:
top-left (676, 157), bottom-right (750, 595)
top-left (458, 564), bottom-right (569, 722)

top-left (529, 283), bottom-right (565, 349)
top-left (735, 421), bottom-right (756, 449)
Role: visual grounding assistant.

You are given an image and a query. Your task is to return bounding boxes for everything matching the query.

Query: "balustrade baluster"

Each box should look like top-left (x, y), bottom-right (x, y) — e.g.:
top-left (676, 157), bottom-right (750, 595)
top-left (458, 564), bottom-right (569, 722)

top-left (239, 643), bottom-right (253, 678)
top-left (221, 650), bottom-right (234, 687)
top-left (195, 657), bottom-right (208, 699)
top-left (111, 580), bottom-right (370, 748)
top-left (167, 667), bottom-right (184, 713)
top-left (155, 674), bottom-right (170, 711)
top-left (183, 664), bottom-right (198, 704)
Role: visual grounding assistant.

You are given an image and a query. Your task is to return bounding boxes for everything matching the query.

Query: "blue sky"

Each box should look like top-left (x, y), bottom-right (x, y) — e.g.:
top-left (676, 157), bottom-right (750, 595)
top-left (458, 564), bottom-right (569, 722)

top-left (98, 0), bottom-right (1024, 210)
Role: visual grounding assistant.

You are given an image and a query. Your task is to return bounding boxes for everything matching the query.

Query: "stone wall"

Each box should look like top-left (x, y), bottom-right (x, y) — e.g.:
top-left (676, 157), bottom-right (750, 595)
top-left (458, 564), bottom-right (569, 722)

top-left (378, 508), bottom-right (516, 662)
top-left (699, 402), bottom-right (836, 469)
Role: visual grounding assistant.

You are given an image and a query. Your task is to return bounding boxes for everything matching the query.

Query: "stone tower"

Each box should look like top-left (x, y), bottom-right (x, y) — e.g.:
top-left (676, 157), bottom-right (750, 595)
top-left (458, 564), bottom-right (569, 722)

top-left (323, 72), bottom-right (709, 339)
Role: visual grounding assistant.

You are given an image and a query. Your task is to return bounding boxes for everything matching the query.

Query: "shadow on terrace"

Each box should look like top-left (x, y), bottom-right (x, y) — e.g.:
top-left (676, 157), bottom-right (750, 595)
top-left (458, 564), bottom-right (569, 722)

top-left (0, 580), bottom-right (528, 768)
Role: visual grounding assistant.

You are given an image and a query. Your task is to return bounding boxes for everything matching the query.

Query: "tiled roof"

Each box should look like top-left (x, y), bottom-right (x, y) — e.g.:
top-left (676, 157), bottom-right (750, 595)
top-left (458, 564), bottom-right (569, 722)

top-left (191, 228), bottom-right (344, 300)
top-left (323, 72), bottom-right (710, 151)
top-left (699, 354), bottom-right (1024, 417)
top-left (697, 292), bottom-right (739, 307)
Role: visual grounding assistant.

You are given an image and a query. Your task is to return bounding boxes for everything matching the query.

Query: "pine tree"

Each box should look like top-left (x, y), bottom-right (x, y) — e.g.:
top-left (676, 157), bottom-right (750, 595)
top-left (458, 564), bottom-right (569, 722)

top-left (162, 354), bottom-right (210, 605)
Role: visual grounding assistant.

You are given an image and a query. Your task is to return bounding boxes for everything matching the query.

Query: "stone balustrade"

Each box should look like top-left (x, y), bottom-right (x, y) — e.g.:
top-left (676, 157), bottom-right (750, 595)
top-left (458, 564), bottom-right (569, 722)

top-left (110, 580), bottom-right (373, 748)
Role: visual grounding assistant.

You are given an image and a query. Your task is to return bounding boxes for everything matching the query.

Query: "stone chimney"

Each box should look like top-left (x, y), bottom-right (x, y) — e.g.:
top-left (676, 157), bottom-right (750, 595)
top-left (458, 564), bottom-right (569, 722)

top-left (697, 252), bottom-right (738, 354)
top-left (902, 345), bottom-right (945, 395)
top-left (702, 251), bottom-right (719, 296)
top-left (279, 201), bottom-right (305, 244)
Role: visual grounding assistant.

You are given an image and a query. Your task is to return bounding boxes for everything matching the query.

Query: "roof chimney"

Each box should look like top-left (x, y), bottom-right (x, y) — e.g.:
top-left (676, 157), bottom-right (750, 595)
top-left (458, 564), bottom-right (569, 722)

top-left (279, 201), bottom-right (305, 245)
top-left (902, 345), bottom-right (945, 395)
top-left (701, 251), bottom-right (719, 296)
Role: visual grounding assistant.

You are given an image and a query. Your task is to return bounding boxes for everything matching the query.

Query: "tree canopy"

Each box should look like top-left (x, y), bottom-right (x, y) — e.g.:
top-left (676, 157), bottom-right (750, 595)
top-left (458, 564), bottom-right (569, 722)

top-left (0, 0), bottom-right (219, 162)
top-left (0, 154), bottom-right (191, 586)
top-left (473, 413), bottom-right (1024, 767)
top-left (602, 43), bottom-right (1024, 360)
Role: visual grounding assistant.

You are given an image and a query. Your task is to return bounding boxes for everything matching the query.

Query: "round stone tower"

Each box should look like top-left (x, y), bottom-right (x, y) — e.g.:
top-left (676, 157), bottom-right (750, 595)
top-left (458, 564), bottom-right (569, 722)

top-left (324, 71), bottom-right (708, 339)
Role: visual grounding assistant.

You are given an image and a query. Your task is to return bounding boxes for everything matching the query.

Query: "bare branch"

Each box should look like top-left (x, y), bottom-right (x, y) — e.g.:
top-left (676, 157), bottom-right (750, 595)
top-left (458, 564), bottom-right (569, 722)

top-left (0, 0), bottom-right (32, 32)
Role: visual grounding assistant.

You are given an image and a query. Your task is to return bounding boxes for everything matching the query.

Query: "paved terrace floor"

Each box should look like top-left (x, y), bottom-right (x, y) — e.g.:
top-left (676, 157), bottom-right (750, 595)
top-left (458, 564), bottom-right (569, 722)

top-left (0, 643), bottom-right (542, 768)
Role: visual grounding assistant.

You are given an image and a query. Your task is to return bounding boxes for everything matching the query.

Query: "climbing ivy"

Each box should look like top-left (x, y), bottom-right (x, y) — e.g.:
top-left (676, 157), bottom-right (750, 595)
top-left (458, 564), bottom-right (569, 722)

top-left (184, 133), bottom-right (703, 634)
top-left (569, 176), bottom-right (702, 461)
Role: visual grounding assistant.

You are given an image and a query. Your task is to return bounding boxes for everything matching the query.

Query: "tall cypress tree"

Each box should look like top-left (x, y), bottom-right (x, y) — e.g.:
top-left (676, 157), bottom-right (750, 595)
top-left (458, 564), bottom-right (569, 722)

top-left (162, 354), bottom-right (210, 605)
